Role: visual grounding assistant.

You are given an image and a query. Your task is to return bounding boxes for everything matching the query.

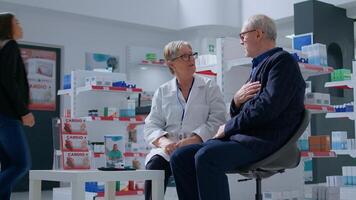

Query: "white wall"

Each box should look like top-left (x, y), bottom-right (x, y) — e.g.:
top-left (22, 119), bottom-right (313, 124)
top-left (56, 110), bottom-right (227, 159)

top-left (241, 0), bottom-right (356, 23)
top-left (0, 2), bottom-right (179, 112)
top-left (0, 2), bottom-right (176, 74)
top-left (0, 0), bottom-right (243, 30)
top-left (179, 0), bottom-right (241, 28)
top-left (0, 0), bottom-right (179, 30)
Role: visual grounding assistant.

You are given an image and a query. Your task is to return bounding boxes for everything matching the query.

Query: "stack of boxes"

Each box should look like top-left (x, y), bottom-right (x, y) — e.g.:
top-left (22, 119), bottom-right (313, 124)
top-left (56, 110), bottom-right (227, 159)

top-left (262, 190), bottom-right (301, 200)
top-left (331, 130), bottom-right (356, 150)
top-left (84, 76), bottom-right (136, 89)
top-left (312, 186), bottom-right (340, 200)
top-left (304, 93), bottom-right (331, 105)
top-left (342, 166), bottom-right (356, 186)
top-left (88, 101), bottom-right (136, 119)
top-left (301, 43), bottom-right (327, 66)
top-left (331, 69), bottom-right (352, 82)
top-left (331, 131), bottom-right (348, 150)
top-left (308, 135), bottom-right (331, 152)
top-left (124, 124), bottom-right (149, 192)
top-left (297, 126), bottom-right (312, 182)
top-left (85, 124), bottom-right (149, 196)
top-left (326, 176), bottom-right (344, 187)
top-left (298, 128), bottom-right (310, 151)
top-left (84, 75), bottom-right (138, 119)
top-left (145, 53), bottom-right (157, 62)
top-left (290, 51), bottom-right (308, 63)
top-left (60, 119), bottom-right (90, 170)
top-left (304, 158), bottom-right (313, 182)
top-left (333, 102), bottom-right (354, 113)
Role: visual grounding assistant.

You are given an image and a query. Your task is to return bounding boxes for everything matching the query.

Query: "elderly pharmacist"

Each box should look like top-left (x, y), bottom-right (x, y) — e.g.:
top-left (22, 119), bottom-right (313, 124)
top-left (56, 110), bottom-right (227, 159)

top-left (143, 40), bottom-right (226, 200)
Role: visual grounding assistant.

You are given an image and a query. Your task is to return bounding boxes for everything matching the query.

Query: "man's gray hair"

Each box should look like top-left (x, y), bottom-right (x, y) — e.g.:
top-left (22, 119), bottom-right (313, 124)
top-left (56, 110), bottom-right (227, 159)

top-left (244, 14), bottom-right (277, 41)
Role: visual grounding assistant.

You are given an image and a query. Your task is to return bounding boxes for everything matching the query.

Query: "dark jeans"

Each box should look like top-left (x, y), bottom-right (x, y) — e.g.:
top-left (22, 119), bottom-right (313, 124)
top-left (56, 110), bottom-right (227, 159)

top-left (0, 114), bottom-right (31, 200)
top-left (170, 139), bottom-right (266, 200)
top-left (144, 155), bottom-right (171, 200)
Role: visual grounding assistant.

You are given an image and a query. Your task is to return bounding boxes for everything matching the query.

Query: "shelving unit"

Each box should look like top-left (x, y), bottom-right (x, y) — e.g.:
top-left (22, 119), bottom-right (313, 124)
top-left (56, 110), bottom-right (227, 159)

top-left (196, 64), bottom-right (218, 73)
top-left (138, 61), bottom-right (166, 67)
top-left (81, 116), bottom-right (144, 123)
top-left (323, 62), bottom-right (356, 160)
top-left (301, 151), bottom-right (336, 158)
top-left (304, 104), bottom-right (335, 114)
top-left (126, 46), bottom-right (172, 93)
top-left (224, 58), bottom-right (334, 80)
top-left (76, 85), bottom-right (142, 95)
top-left (333, 150), bottom-right (356, 158)
top-left (57, 89), bottom-right (71, 95)
top-left (325, 112), bottom-right (355, 120)
top-left (325, 80), bottom-right (353, 89)
top-left (298, 63), bottom-right (334, 79)
top-left (57, 70), bottom-right (148, 199)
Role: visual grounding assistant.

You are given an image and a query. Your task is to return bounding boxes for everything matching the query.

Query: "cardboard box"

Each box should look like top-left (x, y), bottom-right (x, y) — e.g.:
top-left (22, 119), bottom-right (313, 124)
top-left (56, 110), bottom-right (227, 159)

top-left (63, 151), bottom-right (91, 170)
top-left (309, 135), bottom-right (330, 152)
top-left (105, 135), bottom-right (125, 168)
top-left (61, 134), bottom-right (88, 151)
top-left (62, 119), bottom-right (87, 134)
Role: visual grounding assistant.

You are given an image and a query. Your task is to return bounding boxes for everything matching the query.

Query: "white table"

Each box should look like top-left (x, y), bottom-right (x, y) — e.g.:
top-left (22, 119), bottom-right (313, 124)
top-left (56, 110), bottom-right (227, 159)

top-left (29, 169), bottom-right (164, 200)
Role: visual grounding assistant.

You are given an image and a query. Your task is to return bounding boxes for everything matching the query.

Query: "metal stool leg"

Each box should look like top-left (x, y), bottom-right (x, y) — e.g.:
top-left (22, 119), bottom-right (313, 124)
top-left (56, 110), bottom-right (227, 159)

top-left (255, 177), bottom-right (262, 200)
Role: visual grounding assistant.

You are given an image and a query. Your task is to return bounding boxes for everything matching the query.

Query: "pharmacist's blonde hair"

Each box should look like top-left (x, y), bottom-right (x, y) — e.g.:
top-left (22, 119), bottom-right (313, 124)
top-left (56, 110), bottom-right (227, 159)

top-left (244, 14), bottom-right (277, 41)
top-left (164, 40), bottom-right (192, 74)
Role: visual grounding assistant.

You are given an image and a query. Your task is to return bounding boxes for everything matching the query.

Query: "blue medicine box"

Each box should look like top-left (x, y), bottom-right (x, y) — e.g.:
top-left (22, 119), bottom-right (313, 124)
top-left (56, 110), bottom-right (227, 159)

top-left (63, 74), bottom-right (71, 89)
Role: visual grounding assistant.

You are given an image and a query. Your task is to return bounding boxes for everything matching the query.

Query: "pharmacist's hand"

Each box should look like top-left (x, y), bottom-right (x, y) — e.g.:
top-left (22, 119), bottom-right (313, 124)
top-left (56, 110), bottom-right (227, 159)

top-left (213, 124), bottom-right (225, 139)
top-left (163, 142), bottom-right (177, 155)
top-left (21, 112), bottom-right (35, 127)
top-left (176, 135), bottom-right (202, 148)
top-left (233, 81), bottom-right (261, 108)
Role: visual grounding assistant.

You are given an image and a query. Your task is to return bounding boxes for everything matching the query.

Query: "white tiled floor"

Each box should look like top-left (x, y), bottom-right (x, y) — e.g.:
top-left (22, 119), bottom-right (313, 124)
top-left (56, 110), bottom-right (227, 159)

top-left (11, 187), bottom-right (178, 200)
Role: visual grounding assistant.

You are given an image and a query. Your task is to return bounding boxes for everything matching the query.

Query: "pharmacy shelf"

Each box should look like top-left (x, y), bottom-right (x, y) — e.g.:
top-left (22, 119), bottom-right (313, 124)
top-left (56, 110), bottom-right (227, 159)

top-left (324, 80), bottom-right (354, 89)
top-left (225, 57), bottom-right (252, 71)
top-left (195, 70), bottom-right (217, 77)
top-left (138, 61), bottom-right (166, 67)
top-left (301, 151), bottom-right (336, 158)
top-left (225, 57), bottom-right (334, 77)
top-left (298, 63), bottom-right (333, 79)
top-left (340, 186), bottom-right (356, 200)
top-left (57, 89), bottom-right (71, 95)
top-left (97, 190), bottom-right (144, 198)
top-left (325, 112), bottom-right (355, 120)
top-left (81, 116), bottom-right (144, 123)
top-left (333, 150), bottom-right (356, 158)
top-left (305, 104), bottom-right (335, 114)
top-left (124, 152), bottom-right (147, 157)
top-left (196, 64), bottom-right (218, 73)
top-left (76, 85), bottom-right (143, 95)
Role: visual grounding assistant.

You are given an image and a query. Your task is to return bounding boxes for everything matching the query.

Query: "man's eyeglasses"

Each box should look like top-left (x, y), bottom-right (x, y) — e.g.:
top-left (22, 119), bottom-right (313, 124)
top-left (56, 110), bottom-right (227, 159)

top-left (171, 52), bottom-right (198, 61)
top-left (239, 29), bottom-right (257, 40)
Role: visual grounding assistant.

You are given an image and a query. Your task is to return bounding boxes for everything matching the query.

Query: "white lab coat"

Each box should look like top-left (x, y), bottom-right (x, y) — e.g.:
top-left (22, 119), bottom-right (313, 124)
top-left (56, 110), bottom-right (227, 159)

top-left (144, 74), bottom-right (227, 164)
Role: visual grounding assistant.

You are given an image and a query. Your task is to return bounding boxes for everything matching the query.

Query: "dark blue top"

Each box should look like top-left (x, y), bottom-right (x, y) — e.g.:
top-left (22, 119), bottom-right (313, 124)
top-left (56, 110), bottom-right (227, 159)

top-left (0, 40), bottom-right (30, 119)
top-left (224, 47), bottom-right (306, 157)
top-left (250, 47), bottom-right (282, 80)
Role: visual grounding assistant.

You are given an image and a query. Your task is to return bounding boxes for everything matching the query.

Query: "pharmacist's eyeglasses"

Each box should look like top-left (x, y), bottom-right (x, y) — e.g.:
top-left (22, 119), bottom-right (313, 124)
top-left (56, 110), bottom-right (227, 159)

top-left (171, 52), bottom-right (198, 61)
